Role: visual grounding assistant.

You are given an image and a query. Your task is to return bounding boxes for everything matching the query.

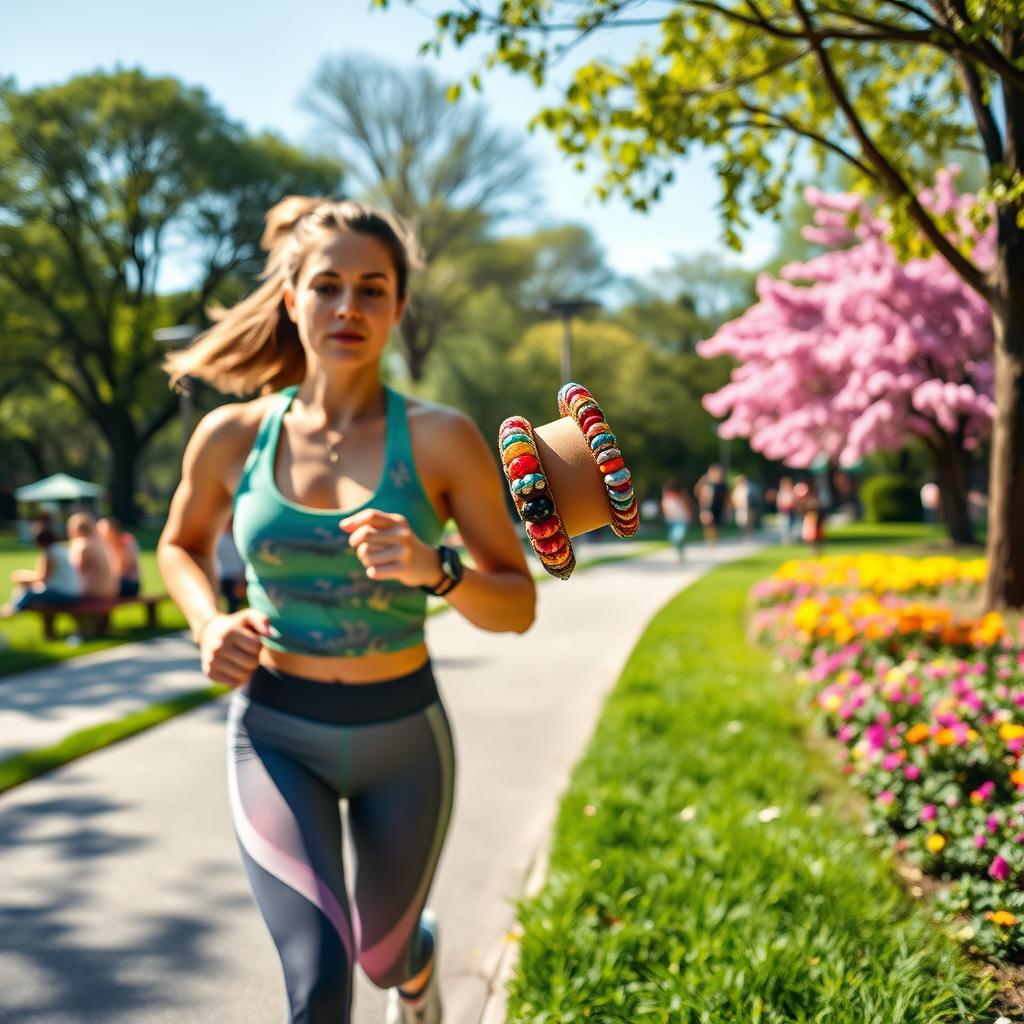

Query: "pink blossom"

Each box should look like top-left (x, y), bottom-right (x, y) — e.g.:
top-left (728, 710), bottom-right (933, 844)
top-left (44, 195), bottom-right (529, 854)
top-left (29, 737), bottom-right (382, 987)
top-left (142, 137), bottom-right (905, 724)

top-left (837, 725), bottom-right (854, 743)
top-left (903, 764), bottom-right (921, 781)
top-left (987, 814), bottom-right (1001, 834)
top-left (877, 790), bottom-right (895, 805)
top-left (882, 753), bottom-right (902, 772)
top-left (699, 171), bottom-right (994, 474)
top-left (920, 804), bottom-right (937, 822)
top-left (989, 855), bottom-right (1011, 881)
top-left (975, 834), bottom-right (988, 849)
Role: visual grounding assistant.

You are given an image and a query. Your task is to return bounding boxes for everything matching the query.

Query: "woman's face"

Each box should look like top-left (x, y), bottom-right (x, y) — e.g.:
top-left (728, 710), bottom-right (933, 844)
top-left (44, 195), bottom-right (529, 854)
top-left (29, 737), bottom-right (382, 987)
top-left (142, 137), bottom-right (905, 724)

top-left (284, 229), bottom-right (405, 370)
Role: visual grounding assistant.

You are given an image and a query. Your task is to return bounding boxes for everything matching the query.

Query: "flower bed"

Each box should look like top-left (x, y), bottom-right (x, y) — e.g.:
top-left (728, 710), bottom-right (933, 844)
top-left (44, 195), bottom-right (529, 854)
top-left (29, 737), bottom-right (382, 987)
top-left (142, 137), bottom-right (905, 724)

top-left (754, 554), bottom-right (1024, 957)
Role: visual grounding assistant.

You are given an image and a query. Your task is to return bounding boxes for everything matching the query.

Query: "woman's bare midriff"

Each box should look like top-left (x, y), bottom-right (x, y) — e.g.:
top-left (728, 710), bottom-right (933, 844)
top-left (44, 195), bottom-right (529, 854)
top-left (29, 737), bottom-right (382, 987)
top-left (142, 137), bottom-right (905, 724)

top-left (259, 641), bottom-right (431, 684)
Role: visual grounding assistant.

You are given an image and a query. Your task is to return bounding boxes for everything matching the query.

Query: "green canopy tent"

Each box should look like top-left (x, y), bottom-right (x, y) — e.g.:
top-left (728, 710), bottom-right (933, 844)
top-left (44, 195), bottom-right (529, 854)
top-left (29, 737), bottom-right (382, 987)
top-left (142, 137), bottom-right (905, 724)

top-left (14, 474), bottom-right (103, 541)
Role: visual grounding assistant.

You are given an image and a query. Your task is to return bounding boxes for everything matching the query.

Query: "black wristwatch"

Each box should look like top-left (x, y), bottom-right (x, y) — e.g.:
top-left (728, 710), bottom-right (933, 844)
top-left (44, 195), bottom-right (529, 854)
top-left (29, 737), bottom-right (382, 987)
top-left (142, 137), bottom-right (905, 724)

top-left (420, 545), bottom-right (464, 597)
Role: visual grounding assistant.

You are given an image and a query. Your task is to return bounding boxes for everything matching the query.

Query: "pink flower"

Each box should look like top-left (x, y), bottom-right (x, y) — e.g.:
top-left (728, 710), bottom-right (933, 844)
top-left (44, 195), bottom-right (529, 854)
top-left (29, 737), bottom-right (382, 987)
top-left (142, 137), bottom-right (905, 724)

top-left (989, 855), bottom-right (1011, 881)
top-left (877, 790), bottom-right (895, 805)
top-left (904, 764), bottom-right (921, 781)
top-left (920, 804), bottom-right (937, 822)
top-left (987, 813), bottom-right (1001, 834)
top-left (975, 834), bottom-right (988, 849)
top-left (837, 725), bottom-right (854, 743)
top-left (882, 753), bottom-right (903, 772)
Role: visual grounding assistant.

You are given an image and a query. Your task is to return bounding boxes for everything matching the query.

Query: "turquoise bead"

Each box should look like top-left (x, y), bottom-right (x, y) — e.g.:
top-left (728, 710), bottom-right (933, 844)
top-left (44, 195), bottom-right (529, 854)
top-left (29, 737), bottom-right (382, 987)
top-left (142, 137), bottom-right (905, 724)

top-left (501, 431), bottom-right (531, 449)
top-left (590, 432), bottom-right (616, 451)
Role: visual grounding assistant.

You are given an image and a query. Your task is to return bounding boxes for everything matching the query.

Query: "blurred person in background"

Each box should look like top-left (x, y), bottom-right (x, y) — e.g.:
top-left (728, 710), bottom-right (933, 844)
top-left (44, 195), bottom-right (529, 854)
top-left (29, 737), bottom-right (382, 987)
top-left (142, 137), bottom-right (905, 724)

top-left (67, 511), bottom-right (117, 598)
top-left (660, 478), bottom-right (694, 561)
top-left (0, 520), bottom-right (82, 617)
top-left (98, 517), bottom-right (141, 596)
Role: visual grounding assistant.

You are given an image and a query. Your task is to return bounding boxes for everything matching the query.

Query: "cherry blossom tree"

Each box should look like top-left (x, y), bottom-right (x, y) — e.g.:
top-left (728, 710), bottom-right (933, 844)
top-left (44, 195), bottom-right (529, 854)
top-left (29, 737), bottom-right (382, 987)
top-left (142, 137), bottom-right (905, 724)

top-left (698, 170), bottom-right (994, 544)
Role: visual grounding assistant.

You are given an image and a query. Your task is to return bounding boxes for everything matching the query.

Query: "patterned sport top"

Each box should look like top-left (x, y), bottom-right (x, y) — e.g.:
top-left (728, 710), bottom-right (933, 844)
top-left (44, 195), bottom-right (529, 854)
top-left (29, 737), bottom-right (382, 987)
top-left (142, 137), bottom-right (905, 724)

top-left (232, 385), bottom-right (444, 657)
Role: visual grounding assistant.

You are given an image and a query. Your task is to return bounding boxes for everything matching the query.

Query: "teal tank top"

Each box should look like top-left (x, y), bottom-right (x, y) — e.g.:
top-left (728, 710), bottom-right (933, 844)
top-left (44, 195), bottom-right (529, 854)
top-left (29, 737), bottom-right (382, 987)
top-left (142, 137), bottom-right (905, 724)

top-left (232, 385), bottom-right (444, 657)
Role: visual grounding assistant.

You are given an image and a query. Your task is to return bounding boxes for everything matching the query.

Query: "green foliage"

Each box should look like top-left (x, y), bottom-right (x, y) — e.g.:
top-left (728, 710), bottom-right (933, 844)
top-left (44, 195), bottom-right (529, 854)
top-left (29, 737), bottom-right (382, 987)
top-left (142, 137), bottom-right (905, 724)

top-left (861, 474), bottom-right (923, 523)
top-left (507, 540), bottom-right (994, 1021)
top-left (0, 70), bottom-right (340, 519)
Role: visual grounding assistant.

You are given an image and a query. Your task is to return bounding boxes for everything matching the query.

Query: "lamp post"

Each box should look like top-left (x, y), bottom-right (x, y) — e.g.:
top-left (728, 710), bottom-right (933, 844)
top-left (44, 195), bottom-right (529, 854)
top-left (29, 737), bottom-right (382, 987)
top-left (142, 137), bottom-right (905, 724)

top-left (154, 325), bottom-right (200, 462)
top-left (546, 299), bottom-right (598, 382)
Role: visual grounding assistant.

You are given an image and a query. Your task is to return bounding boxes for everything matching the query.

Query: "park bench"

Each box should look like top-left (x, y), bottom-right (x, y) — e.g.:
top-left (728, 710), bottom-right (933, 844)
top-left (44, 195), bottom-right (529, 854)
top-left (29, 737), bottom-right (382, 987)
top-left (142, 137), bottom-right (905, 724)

top-left (24, 593), bottom-right (168, 641)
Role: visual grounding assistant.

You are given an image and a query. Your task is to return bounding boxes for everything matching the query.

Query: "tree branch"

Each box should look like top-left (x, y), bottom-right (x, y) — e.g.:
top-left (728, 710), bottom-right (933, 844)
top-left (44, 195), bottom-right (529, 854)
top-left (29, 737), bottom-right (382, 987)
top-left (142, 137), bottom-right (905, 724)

top-left (732, 106), bottom-right (881, 181)
top-left (955, 55), bottom-right (1004, 167)
top-left (791, 0), bottom-right (991, 302)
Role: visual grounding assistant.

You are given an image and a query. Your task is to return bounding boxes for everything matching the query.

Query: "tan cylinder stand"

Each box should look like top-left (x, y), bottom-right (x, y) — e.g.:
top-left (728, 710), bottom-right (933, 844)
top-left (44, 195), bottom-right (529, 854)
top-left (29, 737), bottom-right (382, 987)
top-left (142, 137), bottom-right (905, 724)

top-left (533, 416), bottom-right (611, 537)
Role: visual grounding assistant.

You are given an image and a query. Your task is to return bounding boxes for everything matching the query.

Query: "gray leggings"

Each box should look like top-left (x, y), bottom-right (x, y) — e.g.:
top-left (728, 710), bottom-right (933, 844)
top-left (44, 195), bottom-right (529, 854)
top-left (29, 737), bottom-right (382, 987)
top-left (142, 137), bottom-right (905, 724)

top-left (226, 662), bottom-right (455, 1023)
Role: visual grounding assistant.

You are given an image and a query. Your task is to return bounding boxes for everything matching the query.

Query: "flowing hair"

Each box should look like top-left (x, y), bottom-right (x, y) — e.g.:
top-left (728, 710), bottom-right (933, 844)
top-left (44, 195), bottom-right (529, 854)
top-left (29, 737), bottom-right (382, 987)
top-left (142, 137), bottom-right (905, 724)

top-left (164, 197), bottom-right (423, 396)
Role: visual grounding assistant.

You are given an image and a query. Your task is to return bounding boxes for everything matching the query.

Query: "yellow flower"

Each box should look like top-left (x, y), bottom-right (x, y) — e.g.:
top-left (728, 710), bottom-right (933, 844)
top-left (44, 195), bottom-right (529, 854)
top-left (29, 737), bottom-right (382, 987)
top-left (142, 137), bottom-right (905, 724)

top-left (822, 693), bottom-right (842, 713)
top-left (926, 834), bottom-right (946, 853)
top-left (985, 910), bottom-right (1017, 927)
top-left (1000, 723), bottom-right (1024, 742)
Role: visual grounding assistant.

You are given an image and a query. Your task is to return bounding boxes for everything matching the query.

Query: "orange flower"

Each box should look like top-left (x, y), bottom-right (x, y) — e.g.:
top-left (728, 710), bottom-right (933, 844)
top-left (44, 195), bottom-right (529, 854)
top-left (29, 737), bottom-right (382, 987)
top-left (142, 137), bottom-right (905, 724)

top-left (934, 728), bottom-right (958, 746)
top-left (905, 724), bottom-right (930, 745)
top-left (1011, 770), bottom-right (1024, 787)
top-left (985, 910), bottom-right (1017, 927)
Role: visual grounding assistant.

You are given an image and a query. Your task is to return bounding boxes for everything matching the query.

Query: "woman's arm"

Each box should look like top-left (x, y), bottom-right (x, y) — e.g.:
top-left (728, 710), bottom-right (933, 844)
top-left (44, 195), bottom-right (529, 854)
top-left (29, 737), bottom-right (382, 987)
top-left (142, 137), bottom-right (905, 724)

top-left (342, 410), bottom-right (536, 634)
top-left (157, 406), bottom-right (270, 684)
top-left (11, 553), bottom-right (46, 586)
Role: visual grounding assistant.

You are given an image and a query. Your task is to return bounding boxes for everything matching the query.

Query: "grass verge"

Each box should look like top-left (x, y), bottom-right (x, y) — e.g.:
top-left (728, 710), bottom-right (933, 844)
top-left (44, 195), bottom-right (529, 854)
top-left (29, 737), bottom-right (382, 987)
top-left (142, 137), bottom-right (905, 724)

top-left (0, 684), bottom-right (229, 794)
top-left (506, 529), bottom-right (996, 1023)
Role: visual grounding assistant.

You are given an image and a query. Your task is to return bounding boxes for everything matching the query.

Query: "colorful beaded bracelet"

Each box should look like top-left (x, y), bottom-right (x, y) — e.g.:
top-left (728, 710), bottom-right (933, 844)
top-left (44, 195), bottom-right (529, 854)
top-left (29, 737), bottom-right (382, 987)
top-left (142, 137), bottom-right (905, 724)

top-left (557, 382), bottom-right (640, 539)
top-left (498, 415), bottom-right (577, 580)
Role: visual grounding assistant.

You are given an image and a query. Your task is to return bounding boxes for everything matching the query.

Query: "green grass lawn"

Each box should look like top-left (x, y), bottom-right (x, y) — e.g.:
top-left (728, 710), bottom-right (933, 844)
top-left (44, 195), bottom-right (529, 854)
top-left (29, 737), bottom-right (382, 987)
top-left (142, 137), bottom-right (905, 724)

top-left (506, 526), bottom-right (996, 1023)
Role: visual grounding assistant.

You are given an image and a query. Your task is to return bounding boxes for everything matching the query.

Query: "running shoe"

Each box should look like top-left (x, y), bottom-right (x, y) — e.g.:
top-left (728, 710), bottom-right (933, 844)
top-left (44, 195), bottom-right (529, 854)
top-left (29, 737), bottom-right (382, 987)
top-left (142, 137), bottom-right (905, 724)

top-left (385, 910), bottom-right (442, 1024)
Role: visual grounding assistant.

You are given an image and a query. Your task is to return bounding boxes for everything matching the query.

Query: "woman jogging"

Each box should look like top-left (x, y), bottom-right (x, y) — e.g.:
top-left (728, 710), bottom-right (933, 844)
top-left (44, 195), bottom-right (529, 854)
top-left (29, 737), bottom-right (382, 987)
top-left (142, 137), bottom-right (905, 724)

top-left (157, 196), bottom-right (535, 1024)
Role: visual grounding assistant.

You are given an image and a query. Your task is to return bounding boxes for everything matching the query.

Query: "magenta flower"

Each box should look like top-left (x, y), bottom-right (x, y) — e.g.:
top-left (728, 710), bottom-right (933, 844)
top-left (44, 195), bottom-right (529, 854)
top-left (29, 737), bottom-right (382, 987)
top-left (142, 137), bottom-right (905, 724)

top-left (877, 790), bottom-right (895, 805)
top-left (987, 813), bottom-right (1001, 834)
top-left (882, 753), bottom-right (902, 772)
top-left (904, 764), bottom-right (921, 781)
top-left (975, 834), bottom-right (988, 849)
top-left (920, 804), bottom-right (937, 822)
top-left (989, 855), bottom-right (1011, 881)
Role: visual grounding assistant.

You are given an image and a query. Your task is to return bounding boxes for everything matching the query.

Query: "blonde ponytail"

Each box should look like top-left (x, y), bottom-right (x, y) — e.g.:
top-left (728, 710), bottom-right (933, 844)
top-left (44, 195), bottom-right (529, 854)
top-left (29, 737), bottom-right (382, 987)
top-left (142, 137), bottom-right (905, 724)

top-left (163, 195), bottom-right (422, 397)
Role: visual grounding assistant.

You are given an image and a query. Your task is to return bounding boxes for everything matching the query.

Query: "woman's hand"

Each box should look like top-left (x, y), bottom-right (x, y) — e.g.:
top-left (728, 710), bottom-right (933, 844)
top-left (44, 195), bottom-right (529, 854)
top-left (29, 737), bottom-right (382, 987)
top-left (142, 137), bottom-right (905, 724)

top-left (198, 608), bottom-right (271, 686)
top-left (339, 509), bottom-right (442, 589)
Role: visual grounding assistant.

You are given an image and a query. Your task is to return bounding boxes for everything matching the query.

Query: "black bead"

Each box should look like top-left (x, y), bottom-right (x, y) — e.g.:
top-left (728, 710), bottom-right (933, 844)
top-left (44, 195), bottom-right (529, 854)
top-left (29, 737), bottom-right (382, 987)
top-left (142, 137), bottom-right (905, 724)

top-left (522, 495), bottom-right (554, 521)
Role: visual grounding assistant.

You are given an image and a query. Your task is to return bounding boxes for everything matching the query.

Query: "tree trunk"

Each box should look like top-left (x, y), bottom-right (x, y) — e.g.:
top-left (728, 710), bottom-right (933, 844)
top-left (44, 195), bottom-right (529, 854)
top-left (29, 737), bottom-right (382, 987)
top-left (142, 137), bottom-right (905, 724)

top-left (983, 306), bottom-right (1024, 608)
top-left (105, 415), bottom-right (142, 526)
top-left (933, 435), bottom-right (974, 546)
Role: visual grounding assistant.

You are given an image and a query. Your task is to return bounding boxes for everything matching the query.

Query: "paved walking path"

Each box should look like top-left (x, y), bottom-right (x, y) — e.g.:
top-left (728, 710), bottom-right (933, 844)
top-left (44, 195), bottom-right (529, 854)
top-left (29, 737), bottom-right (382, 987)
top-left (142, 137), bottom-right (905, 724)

top-left (0, 540), bottom-right (761, 1024)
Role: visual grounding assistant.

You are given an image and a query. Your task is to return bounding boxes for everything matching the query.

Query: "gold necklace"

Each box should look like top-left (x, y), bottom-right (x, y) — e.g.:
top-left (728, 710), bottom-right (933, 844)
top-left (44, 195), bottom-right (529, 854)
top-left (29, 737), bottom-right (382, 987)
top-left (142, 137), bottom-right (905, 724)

top-left (325, 431), bottom-right (344, 464)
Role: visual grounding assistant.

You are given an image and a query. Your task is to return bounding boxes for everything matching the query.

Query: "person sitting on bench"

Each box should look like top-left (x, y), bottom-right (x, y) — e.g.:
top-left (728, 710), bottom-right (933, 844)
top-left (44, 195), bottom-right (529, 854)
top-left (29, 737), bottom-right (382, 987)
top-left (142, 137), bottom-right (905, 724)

top-left (98, 516), bottom-right (141, 597)
top-left (67, 512), bottom-right (118, 599)
top-left (0, 521), bottom-right (83, 617)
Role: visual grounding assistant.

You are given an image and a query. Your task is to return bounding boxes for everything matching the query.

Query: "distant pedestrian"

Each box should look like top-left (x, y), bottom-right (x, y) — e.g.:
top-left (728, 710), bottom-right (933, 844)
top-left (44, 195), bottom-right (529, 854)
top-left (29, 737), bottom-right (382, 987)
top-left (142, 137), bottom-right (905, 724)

top-left (920, 482), bottom-right (940, 524)
top-left (660, 479), bottom-right (693, 561)
top-left (797, 482), bottom-right (825, 557)
top-left (776, 477), bottom-right (797, 543)
top-left (731, 474), bottom-right (761, 536)
top-left (697, 463), bottom-right (729, 548)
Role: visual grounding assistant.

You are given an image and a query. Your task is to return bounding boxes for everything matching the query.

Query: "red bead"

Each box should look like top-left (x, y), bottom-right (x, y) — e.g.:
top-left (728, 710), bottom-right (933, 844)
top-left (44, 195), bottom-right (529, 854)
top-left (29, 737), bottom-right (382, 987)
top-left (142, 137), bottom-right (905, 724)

top-left (534, 533), bottom-right (567, 555)
top-left (509, 454), bottom-right (539, 478)
top-left (607, 479), bottom-right (632, 493)
top-left (599, 457), bottom-right (626, 475)
top-left (579, 410), bottom-right (604, 433)
top-left (502, 416), bottom-right (530, 432)
top-left (526, 516), bottom-right (561, 540)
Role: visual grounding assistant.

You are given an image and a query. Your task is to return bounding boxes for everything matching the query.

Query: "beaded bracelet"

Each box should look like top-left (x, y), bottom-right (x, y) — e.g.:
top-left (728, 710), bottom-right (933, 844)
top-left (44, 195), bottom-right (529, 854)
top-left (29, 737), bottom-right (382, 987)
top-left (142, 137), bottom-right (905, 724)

top-left (557, 382), bottom-right (640, 538)
top-left (498, 415), bottom-right (577, 580)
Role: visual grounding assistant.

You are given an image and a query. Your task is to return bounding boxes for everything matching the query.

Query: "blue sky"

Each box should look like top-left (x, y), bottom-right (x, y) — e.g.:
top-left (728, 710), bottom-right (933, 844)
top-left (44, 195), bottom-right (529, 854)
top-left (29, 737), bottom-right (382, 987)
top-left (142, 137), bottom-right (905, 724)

top-left (3, 0), bottom-right (781, 285)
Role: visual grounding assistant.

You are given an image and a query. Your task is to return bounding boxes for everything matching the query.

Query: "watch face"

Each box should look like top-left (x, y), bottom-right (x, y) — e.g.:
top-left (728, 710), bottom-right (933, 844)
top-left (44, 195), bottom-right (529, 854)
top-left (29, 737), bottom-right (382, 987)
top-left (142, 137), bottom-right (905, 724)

top-left (441, 549), bottom-right (458, 581)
